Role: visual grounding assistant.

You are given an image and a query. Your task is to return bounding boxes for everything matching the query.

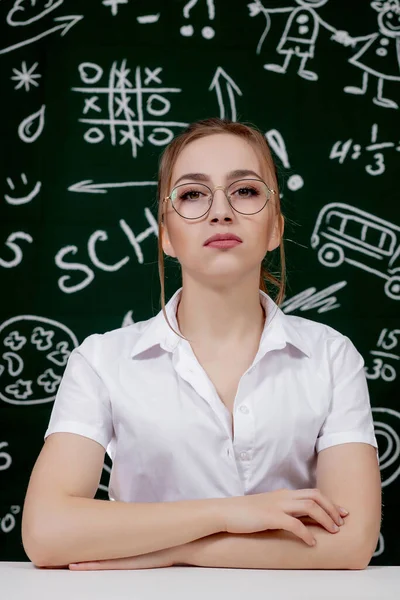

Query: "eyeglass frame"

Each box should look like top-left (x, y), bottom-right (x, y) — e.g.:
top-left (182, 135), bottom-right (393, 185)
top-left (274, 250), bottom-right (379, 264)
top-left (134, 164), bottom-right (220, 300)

top-left (162, 178), bottom-right (277, 220)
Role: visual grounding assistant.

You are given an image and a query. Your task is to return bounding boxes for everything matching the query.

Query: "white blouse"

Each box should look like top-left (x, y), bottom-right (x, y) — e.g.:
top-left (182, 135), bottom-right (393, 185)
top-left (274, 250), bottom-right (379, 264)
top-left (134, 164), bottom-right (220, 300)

top-left (44, 286), bottom-right (379, 502)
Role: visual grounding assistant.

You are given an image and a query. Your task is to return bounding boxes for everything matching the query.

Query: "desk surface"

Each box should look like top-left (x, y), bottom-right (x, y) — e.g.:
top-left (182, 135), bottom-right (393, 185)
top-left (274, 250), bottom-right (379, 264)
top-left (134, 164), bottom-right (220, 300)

top-left (1, 562), bottom-right (400, 600)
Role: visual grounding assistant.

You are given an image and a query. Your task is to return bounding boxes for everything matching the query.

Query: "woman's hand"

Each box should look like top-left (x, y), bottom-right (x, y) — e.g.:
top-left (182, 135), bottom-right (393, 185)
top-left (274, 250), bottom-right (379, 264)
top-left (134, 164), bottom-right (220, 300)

top-left (68, 545), bottom-right (185, 571)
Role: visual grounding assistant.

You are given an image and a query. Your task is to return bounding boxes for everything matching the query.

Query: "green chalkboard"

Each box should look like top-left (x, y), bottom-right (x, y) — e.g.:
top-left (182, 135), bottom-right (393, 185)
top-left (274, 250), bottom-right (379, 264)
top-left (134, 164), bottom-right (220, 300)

top-left (0, 0), bottom-right (398, 565)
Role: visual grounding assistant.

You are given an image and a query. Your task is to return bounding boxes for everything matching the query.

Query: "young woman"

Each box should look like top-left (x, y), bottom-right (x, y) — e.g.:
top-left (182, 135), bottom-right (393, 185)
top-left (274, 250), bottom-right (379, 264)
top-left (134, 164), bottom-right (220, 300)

top-left (21, 118), bottom-right (381, 571)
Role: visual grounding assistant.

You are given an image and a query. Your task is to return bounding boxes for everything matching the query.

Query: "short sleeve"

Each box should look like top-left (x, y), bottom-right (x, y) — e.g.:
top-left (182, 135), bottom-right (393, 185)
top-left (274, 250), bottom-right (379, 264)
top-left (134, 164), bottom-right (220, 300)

top-left (315, 335), bottom-right (379, 463)
top-left (44, 335), bottom-right (113, 451)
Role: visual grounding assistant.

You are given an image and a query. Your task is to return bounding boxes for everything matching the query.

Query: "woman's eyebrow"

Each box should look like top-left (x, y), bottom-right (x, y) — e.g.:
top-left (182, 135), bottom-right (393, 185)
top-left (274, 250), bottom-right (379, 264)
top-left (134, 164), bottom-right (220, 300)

top-left (172, 169), bottom-right (262, 187)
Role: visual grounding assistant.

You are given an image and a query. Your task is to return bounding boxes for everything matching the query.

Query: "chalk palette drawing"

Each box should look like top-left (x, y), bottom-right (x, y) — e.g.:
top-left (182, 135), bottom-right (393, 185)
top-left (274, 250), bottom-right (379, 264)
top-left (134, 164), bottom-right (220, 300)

top-left (0, 231), bottom-right (33, 268)
top-left (180, 0), bottom-right (216, 39)
top-left (6, 0), bottom-right (64, 26)
top-left (311, 203), bottom-right (400, 300)
top-left (72, 61), bottom-right (187, 157)
top-left (102, 0), bottom-right (128, 17)
top-left (54, 208), bottom-right (158, 293)
top-left (330, 123), bottom-right (400, 177)
top-left (209, 67), bottom-right (242, 121)
top-left (265, 128), bottom-right (304, 193)
top-left (281, 281), bottom-right (347, 314)
top-left (0, 316), bottom-right (78, 406)
top-left (335, 1), bottom-right (400, 110)
top-left (10, 61), bottom-right (41, 92)
top-left (17, 104), bottom-right (45, 143)
top-left (365, 328), bottom-right (400, 382)
top-left (4, 174), bottom-right (41, 205)
top-left (0, 14), bottom-right (83, 55)
top-left (67, 179), bottom-right (158, 194)
top-left (248, 0), bottom-right (350, 82)
top-left (372, 407), bottom-right (400, 486)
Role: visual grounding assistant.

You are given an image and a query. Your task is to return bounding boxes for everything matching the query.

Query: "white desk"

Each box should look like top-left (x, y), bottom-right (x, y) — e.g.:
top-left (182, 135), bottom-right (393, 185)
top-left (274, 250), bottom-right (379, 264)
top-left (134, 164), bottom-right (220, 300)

top-left (1, 562), bottom-right (399, 600)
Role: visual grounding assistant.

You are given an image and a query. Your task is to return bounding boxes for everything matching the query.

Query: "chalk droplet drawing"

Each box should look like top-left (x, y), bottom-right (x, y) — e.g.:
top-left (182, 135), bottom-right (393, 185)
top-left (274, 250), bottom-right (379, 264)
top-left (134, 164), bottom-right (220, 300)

top-left (248, 0), bottom-right (351, 82)
top-left (0, 316), bottom-right (78, 406)
top-left (180, 0), bottom-right (216, 39)
top-left (311, 202), bottom-right (400, 300)
top-left (334, 0), bottom-right (400, 109)
top-left (330, 123), bottom-right (400, 177)
top-left (11, 61), bottom-right (41, 92)
top-left (17, 104), bottom-right (45, 143)
top-left (102, 0), bottom-right (129, 17)
top-left (72, 60), bottom-right (187, 157)
top-left (5, 174), bottom-right (42, 205)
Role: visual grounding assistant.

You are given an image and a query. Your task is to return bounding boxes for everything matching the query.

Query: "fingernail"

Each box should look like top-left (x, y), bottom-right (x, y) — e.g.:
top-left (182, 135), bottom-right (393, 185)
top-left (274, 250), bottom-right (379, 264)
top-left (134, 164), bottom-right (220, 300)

top-left (339, 507), bottom-right (349, 515)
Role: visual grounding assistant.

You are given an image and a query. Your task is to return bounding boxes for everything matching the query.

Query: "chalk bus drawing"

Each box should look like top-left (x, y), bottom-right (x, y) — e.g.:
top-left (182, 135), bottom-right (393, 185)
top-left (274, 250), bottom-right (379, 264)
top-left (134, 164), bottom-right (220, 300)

top-left (248, 0), bottom-right (350, 81)
top-left (311, 203), bottom-right (400, 300)
top-left (5, 174), bottom-right (41, 205)
top-left (11, 61), bottom-right (41, 91)
top-left (334, 0), bottom-right (400, 109)
top-left (330, 123), bottom-right (400, 177)
top-left (0, 316), bottom-right (78, 406)
top-left (72, 60), bottom-right (187, 157)
top-left (181, 0), bottom-right (216, 39)
top-left (17, 104), bottom-right (45, 143)
top-left (0, 15), bottom-right (83, 55)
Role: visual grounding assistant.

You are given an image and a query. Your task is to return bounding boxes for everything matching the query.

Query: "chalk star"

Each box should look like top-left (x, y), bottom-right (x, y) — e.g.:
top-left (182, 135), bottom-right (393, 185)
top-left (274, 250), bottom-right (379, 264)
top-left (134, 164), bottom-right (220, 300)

top-left (11, 61), bottom-right (41, 92)
top-left (102, 0), bottom-right (129, 17)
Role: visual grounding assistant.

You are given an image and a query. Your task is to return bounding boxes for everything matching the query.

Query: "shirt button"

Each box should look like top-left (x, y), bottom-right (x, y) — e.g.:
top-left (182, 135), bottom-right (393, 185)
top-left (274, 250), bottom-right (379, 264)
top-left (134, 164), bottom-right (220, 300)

top-left (240, 451), bottom-right (248, 460)
top-left (239, 405), bottom-right (249, 414)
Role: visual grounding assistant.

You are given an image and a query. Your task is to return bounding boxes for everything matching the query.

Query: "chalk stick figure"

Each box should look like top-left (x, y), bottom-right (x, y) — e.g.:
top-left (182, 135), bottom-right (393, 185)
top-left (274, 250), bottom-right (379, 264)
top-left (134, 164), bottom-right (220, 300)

top-left (336, 0), bottom-right (400, 109)
top-left (248, 0), bottom-right (350, 82)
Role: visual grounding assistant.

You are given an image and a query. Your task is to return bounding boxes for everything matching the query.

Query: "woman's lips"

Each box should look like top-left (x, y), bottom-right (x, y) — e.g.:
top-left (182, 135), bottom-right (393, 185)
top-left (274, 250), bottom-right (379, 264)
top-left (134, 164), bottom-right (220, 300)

top-left (205, 240), bottom-right (242, 249)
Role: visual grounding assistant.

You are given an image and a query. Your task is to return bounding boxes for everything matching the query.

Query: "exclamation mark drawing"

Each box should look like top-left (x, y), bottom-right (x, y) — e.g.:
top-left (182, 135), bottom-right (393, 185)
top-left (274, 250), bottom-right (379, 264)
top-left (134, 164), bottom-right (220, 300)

top-left (180, 0), bottom-right (216, 39)
top-left (265, 129), bottom-right (304, 193)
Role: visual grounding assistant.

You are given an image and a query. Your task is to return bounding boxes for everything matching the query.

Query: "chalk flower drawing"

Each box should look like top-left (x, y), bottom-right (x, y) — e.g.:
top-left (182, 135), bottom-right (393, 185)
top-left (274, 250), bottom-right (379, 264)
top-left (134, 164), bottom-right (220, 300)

top-left (11, 61), bottom-right (41, 91)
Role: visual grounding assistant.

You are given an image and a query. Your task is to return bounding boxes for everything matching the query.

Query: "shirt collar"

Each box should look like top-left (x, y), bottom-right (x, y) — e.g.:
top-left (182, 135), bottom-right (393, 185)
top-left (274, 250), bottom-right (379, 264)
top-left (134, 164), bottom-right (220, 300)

top-left (130, 287), bottom-right (312, 359)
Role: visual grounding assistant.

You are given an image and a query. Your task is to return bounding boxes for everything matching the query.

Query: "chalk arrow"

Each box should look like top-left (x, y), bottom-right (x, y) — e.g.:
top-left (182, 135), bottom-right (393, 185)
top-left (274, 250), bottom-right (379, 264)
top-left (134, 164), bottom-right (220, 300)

top-left (68, 180), bottom-right (158, 194)
top-left (0, 15), bottom-right (83, 56)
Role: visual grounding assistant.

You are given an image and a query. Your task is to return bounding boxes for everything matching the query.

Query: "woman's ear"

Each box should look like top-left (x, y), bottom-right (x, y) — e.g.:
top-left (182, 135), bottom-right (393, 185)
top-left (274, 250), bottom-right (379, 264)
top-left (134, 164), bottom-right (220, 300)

top-left (267, 214), bottom-right (284, 252)
top-left (161, 222), bottom-right (176, 257)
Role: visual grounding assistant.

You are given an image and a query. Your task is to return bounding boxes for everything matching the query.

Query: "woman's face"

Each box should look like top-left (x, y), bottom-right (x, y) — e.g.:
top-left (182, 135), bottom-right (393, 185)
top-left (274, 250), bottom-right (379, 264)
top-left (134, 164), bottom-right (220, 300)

top-left (161, 133), bottom-right (284, 285)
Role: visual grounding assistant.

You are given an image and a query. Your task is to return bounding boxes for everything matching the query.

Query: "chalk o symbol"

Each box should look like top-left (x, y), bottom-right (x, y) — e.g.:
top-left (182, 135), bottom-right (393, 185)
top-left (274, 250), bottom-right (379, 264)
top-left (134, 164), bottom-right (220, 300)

top-left (78, 62), bottom-right (103, 84)
top-left (146, 94), bottom-right (170, 116)
top-left (84, 127), bottom-right (105, 143)
top-left (288, 174), bottom-right (304, 191)
top-left (148, 128), bottom-right (174, 146)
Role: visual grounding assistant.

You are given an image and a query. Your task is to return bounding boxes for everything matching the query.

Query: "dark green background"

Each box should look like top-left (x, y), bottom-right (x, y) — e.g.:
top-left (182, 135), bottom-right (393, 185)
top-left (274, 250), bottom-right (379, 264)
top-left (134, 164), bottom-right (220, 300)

top-left (0, 0), bottom-right (398, 564)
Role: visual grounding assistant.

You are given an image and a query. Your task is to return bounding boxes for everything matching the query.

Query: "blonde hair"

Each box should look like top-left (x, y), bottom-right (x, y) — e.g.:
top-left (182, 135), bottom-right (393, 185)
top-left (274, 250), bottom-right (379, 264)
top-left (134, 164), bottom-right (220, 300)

top-left (155, 117), bottom-right (286, 341)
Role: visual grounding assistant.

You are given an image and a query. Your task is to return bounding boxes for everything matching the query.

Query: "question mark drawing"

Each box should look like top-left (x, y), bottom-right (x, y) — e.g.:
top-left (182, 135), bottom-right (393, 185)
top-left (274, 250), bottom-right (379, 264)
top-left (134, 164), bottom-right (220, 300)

top-left (180, 0), bottom-right (216, 40)
top-left (265, 129), bottom-right (304, 193)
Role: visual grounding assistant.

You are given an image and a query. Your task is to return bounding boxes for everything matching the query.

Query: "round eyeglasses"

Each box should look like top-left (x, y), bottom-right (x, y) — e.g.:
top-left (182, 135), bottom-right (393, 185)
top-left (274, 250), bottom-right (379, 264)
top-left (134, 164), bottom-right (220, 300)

top-left (163, 178), bottom-right (276, 220)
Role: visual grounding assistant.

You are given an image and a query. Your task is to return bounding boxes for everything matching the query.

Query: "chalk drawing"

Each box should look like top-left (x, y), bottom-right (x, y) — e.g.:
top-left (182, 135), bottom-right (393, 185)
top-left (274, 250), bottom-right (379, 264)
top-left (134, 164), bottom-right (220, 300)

top-left (281, 281), bottom-right (347, 314)
top-left (180, 0), bottom-right (216, 39)
top-left (248, 0), bottom-right (351, 81)
top-left (0, 316), bottom-right (78, 406)
top-left (330, 123), bottom-right (400, 176)
top-left (334, 1), bottom-right (400, 109)
top-left (311, 203), bottom-right (400, 300)
top-left (365, 328), bottom-right (400, 382)
top-left (265, 128), bottom-right (304, 192)
top-left (209, 67), bottom-right (242, 121)
top-left (72, 60), bottom-right (187, 157)
top-left (17, 104), bottom-right (45, 143)
top-left (373, 407), bottom-right (400, 486)
top-left (0, 232), bottom-right (33, 268)
top-left (137, 13), bottom-right (160, 24)
top-left (6, 0), bottom-right (64, 26)
top-left (11, 61), bottom-right (41, 92)
top-left (0, 15), bottom-right (83, 55)
top-left (68, 179), bottom-right (158, 194)
top-left (54, 208), bottom-right (158, 293)
top-left (5, 174), bottom-right (41, 205)
top-left (102, 0), bottom-right (128, 17)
